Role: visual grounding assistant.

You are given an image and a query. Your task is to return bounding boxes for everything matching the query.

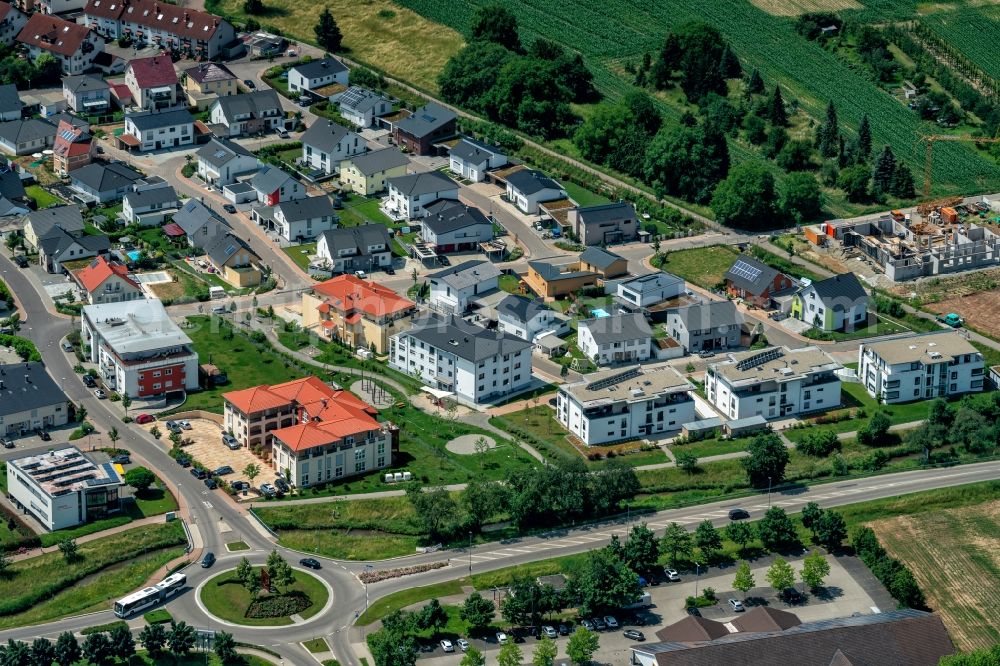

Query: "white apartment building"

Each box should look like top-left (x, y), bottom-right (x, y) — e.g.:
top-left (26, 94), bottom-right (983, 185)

top-left (705, 346), bottom-right (842, 421)
top-left (557, 365), bottom-right (695, 445)
top-left (577, 313), bottom-right (652, 366)
top-left (858, 331), bottom-right (984, 404)
top-left (6, 447), bottom-right (122, 531)
top-left (427, 260), bottom-right (501, 314)
top-left (389, 314), bottom-right (533, 405)
top-left (385, 170), bottom-right (458, 220)
top-left (121, 107), bottom-right (193, 152)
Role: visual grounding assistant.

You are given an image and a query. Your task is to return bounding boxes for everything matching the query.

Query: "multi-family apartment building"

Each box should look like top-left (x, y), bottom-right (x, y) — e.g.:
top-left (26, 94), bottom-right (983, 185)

top-left (858, 331), bottom-right (984, 404)
top-left (16, 13), bottom-right (104, 75)
top-left (301, 274), bottom-right (416, 354)
top-left (82, 0), bottom-right (237, 59)
top-left (0, 361), bottom-right (71, 435)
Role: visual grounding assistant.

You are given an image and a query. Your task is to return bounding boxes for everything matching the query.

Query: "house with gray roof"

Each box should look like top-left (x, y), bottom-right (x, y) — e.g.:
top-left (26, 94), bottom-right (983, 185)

top-left (338, 87), bottom-right (392, 128)
top-left (724, 255), bottom-right (795, 308)
top-left (121, 107), bottom-right (194, 152)
top-left (205, 230), bottom-right (260, 285)
top-left (579, 246), bottom-right (629, 279)
top-left (448, 137), bottom-right (507, 182)
top-left (314, 224), bottom-right (393, 275)
top-left (122, 183), bottom-right (180, 227)
top-left (266, 194), bottom-right (336, 242)
top-left (38, 226), bottom-right (109, 273)
top-left (69, 162), bottom-right (143, 203)
top-left (196, 137), bottom-right (259, 186)
top-left (496, 294), bottom-right (567, 342)
top-left (504, 169), bottom-right (567, 214)
top-left (300, 119), bottom-right (365, 175)
top-left (578, 312), bottom-right (652, 366)
top-left (386, 170), bottom-right (458, 219)
top-left (618, 272), bottom-right (686, 309)
top-left (567, 201), bottom-right (638, 246)
top-left (209, 90), bottom-right (283, 137)
top-left (24, 205), bottom-right (84, 250)
top-left (61, 75), bottom-right (110, 114)
top-left (250, 165), bottom-right (305, 205)
top-left (389, 313), bottom-right (532, 404)
top-left (392, 102), bottom-right (456, 155)
top-left (666, 300), bottom-right (742, 353)
top-left (339, 148), bottom-right (409, 196)
top-left (420, 199), bottom-right (493, 253)
top-left (427, 260), bottom-right (501, 314)
top-left (0, 118), bottom-right (54, 156)
top-left (792, 272), bottom-right (868, 332)
top-left (0, 361), bottom-right (71, 434)
top-left (288, 57), bottom-right (348, 93)
top-left (0, 169), bottom-right (27, 218)
top-left (0, 84), bottom-right (23, 121)
top-left (172, 198), bottom-right (231, 249)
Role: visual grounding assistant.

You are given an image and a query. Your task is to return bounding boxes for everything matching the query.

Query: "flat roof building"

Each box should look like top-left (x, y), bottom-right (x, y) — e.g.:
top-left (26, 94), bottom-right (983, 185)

top-left (859, 331), bottom-right (984, 404)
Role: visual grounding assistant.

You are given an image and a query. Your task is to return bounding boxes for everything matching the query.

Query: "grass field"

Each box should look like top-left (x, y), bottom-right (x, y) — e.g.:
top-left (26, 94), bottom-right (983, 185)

top-left (338, 197), bottom-right (394, 228)
top-left (657, 245), bottom-right (739, 289)
top-left (200, 566), bottom-right (329, 626)
top-left (283, 243), bottom-right (316, 271)
top-left (563, 181), bottom-right (612, 207)
top-left (25, 185), bottom-right (62, 209)
top-left (870, 499), bottom-right (1000, 651)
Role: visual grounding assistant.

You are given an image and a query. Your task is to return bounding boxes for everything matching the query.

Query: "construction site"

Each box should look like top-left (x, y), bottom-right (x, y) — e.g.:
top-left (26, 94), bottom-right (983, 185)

top-left (804, 194), bottom-right (1000, 281)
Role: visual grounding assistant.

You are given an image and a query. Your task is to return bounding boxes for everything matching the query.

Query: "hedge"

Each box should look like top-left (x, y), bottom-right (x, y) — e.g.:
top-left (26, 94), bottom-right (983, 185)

top-left (245, 591), bottom-right (313, 618)
top-left (852, 526), bottom-right (927, 609)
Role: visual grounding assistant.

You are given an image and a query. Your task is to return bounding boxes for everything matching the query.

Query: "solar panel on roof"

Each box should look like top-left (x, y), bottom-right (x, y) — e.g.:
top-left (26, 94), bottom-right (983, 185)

top-left (729, 259), bottom-right (762, 283)
top-left (225, 244), bottom-right (236, 254)
top-left (59, 129), bottom-right (76, 140)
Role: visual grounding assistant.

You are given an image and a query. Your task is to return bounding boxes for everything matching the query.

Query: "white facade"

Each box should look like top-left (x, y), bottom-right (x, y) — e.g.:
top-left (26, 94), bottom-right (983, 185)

top-left (197, 153), bottom-right (258, 186)
top-left (273, 197), bottom-right (336, 242)
top-left (123, 115), bottom-right (192, 152)
top-left (617, 273), bottom-right (685, 309)
top-left (386, 180), bottom-right (459, 220)
top-left (577, 316), bottom-right (651, 366)
top-left (339, 93), bottom-right (391, 128)
top-left (858, 332), bottom-right (984, 404)
top-left (22, 35), bottom-right (103, 76)
top-left (287, 60), bottom-right (348, 92)
top-left (301, 127), bottom-right (365, 175)
top-left (505, 181), bottom-right (566, 215)
top-left (63, 79), bottom-right (110, 113)
top-left (0, 5), bottom-right (27, 48)
top-left (271, 429), bottom-right (392, 488)
top-left (496, 302), bottom-right (567, 342)
top-left (705, 347), bottom-right (842, 420)
top-left (427, 263), bottom-right (500, 314)
top-left (448, 141), bottom-right (507, 183)
top-left (557, 366), bottom-right (695, 445)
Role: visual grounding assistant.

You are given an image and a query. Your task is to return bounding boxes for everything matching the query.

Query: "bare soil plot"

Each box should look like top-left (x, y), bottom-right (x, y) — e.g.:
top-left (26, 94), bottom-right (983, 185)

top-left (924, 289), bottom-right (1000, 340)
top-left (869, 500), bottom-right (1000, 651)
top-left (749, 0), bottom-right (861, 15)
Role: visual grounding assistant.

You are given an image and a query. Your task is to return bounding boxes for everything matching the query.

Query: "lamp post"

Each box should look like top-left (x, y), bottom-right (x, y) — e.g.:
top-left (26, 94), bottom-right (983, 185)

top-left (767, 476), bottom-right (773, 507)
top-left (468, 531), bottom-right (473, 575)
top-left (694, 561), bottom-right (701, 598)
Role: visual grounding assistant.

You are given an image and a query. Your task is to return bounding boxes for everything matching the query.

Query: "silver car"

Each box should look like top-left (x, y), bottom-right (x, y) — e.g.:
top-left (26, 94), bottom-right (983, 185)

top-left (542, 626), bottom-right (557, 639)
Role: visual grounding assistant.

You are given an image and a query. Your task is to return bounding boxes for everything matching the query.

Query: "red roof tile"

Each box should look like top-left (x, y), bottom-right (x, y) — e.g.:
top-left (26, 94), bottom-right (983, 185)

top-left (163, 222), bottom-right (185, 237)
top-left (77, 256), bottom-right (139, 293)
top-left (127, 54), bottom-right (177, 88)
top-left (312, 274), bottom-right (415, 321)
top-left (17, 13), bottom-right (95, 58)
top-left (52, 120), bottom-right (92, 160)
top-left (84, 0), bottom-right (228, 41)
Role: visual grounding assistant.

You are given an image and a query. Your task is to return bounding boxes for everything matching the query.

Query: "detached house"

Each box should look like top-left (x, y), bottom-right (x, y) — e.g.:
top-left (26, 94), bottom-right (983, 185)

top-left (120, 107), bottom-right (194, 152)
top-left (38, 225), bottom-right (109, 273)
top-left (505, 169), bottom-right (566, 215)
top-left (287, 57), bottom-right (348, 93)
top-left (261, 195), bottom-right (336, 242)
top-left (385, 170), bottom-right (458, 220)
top-left (666, 300), bottom-right (742, 353)
top-left (51, 119), bottom-right (95, 176)
top-left (524, 258), bottom-right (598, 300)
top-left (196, 137), bottom-right (258, 186)
top-left (0, 118), bottom-right (54, 156)
top-left (76, 255), bottom-right (142, 304)
top-left (300, 119), bottom-right (365, 175)
top-left (122, 182), bottom-right (179, 227)
top-left (791, 272), bottom-right (868, 332)
top-left (16, 14), bottom-right (104, 75)
top-left (205, 231), bottom-right (261, 288)
top-left (301, 274), bottom-right (416, 353)
top-left (183, 61), bottom-right (237, 109)
top-left (338, 148), bottom-right (408, 196)
top-left (724, 255), bottom-right (795, 309)
top-left (62, 74), bottom-right (110, 114)
top-left (338, 86), bottom-right (391, 128)
top-left (496, 295), bottom-right (566, 342)
top-left (124, 55), bottom-right (178, 110)
top-left (427, 260), bottom-right (501, 314)
top-left (448, 138), bottom-right (507, 183)
top-left (392, 102), bottom-right (456, 155)
top-left (0, 84), bottom-right (22, 121)
top-left (172, 198), bottom-right (230, 249)
top-left (209, 90), bottom-right (283, 137)
top-left (577, 313), bottom-right (652, 366)
top-left (69, 161), bottom-right (143, 203)
top-left (578, 246), bottom-right (629, 279)
top-left (24, 205), bottom-right (83, 250)
top-left (617, 272), bottom-right (685, 311)
top-left (250, 165), bottom-right (305, 206)
top-left (420, 200), bottom-right (493, 254)
top-left (315, 224), bottom-right (393, 275)
top-left (0, 2), bottom-right (28, 48)
top-left (568, 201), bottom-right (638, 246)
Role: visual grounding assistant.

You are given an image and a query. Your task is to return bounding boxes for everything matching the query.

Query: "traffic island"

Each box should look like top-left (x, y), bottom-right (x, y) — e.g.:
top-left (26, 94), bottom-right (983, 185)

top-left (198, 566), bottom-right (330, 627)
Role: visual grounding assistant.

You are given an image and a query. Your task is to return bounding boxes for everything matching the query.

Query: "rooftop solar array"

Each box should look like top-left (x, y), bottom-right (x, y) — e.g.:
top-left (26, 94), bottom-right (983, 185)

top-left (729, 259), bottom-right (762, 283)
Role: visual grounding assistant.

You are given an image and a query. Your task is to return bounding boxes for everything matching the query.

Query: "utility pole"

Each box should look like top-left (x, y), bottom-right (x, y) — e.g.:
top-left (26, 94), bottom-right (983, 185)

top-left (767, 476), bottom-right (772, 507)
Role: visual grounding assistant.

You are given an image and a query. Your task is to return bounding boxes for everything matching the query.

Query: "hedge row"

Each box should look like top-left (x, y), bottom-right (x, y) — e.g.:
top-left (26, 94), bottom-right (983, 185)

top-left (245, 591), bottom-right (313, 618)
top-left (852, 526), bottom-right (927, 609)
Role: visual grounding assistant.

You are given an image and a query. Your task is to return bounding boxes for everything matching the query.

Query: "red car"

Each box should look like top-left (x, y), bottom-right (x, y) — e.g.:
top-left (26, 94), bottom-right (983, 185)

top-left (135, 413), bottom-right (155, 424)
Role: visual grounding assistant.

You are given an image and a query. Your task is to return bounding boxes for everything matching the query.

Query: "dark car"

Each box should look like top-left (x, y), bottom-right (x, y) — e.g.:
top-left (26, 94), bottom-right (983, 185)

top-left (110, 454), bottom-right (130, 465)
top-left (558, 624), bottom-right (569, 636)
top-left (213, 465), bottom-right (234, 476)
top-left (204, 477), bottom-right (218, 489)
top-left (190, 467), bottom-right (207, 480)
top-left (201, 552), bottom-right (215, 568)
top-left (438, 255), bottom-right (450, 266)
top-left (223, 204), bottom-right (237, 214)
top-left (14, 255), bottom-right (28, 268)
top-left (34, 428), bottom-right (51, 441)
top-left (728, 508), bottom-right (750, 520)
top-left (243, 79), bottom-right (256, 90)
top-left (231, 480), bottom-right (249, 491)
top-left (623, 629), bottom-right (645, 641)
top-left (384, 266), bottom-right (395, 275)
top-left (82, 375), bottom-right (96, 387)
top-left (176, 456), bottom-right (191, 467)
top-left (299, 558), bottom-right (321, 570)
top-left (274, 477), bottom-right (290, 493)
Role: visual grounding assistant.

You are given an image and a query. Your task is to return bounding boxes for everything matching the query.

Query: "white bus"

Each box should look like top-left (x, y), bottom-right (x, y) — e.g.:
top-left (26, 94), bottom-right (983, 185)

top-left (114, 573), bottom-right (188, 618)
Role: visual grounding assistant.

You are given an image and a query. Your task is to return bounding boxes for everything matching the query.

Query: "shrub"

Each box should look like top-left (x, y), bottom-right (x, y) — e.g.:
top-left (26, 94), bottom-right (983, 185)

top-left (852, 527), bottom-right (926, 609)
top-left (245, 591), bottom-right (313, 618)
top-left (81, 621), bottom-right (128, 635)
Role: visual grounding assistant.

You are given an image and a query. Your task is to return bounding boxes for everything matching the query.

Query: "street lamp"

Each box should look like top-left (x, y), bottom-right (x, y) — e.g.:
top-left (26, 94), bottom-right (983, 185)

top-left (767, 476), bottom-right (773, 507)
top-left (468, 531), bottom-right (473, 575)
top-left (693, 561), bottom-right (701, 598)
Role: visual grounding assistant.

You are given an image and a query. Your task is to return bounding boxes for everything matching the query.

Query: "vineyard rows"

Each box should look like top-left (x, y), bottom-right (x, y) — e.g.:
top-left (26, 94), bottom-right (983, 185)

top-left (921, 6), bottom-right (1000, 86)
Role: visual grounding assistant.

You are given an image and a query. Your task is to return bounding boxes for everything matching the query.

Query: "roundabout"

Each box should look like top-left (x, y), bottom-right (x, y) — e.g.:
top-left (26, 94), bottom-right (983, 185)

top-left (196, 565), bottom-right (333, 628)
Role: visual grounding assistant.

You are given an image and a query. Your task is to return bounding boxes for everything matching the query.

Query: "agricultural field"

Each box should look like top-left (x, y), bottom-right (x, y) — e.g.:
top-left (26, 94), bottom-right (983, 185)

top-left (920, 6), bottom-right (1000, 79)
top-left (869, 499), bottom-right (1000, 651)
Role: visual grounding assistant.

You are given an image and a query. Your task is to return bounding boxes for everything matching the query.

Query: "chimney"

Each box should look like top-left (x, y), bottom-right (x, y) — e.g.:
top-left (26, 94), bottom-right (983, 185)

top-left (183, 10), bottom-right (188, 20)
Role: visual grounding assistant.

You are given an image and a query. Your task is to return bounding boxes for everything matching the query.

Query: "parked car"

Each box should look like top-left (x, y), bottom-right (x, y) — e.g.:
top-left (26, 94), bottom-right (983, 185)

top-left (275, 128), bottom-right (289, 139)
top-left (93, 389), bottom-right (107, 399)
top-left (299, 557), bottom-right (321, 570)
top-left (231, 480), bottom-right (249, 491)
top-left (222, 433), bottom-right (239, 449)
top-left (728, 508), bottom-right (750, 520)
top-left (34, 428), bottom-right (50, 441)
top-left (697, 350), bottom-right (716, 358)
top-left (440, 640), bottom-right (454, 653)
top-left (213, 465), bottom-right (234, 476)
top-left (190, 467), bottom-right (208, 480)
top-left (384, 266), bottom-right (395, 275)
top-left (260, 483), bottom-right (276, 497)
top-left (623, 629), bottom-right (645, 641)
top-left (175, 455), bottom-right (191, 467)
top-left (354, 270), bottom-right (367, 280)
top-left (728, 599), bottom-right (745, 612)
top-left (1, 437), bottom-right (14, 449)
top-left (542, 626), bottom-right (557, 639)
top-left (558, 624), bottom-right (569, 636)
top-left (496, 632), bottom-right (508, 645)
top-left (204, 477), bottom-right (218, 489)
top-left (178, 420), bottom-right (192, 430)
top-left (14, 255), bottom-right (28, 268)
top-left (604, 616), bottom-right (619, 630)
top-left (638, 576), bottom-right (648, 587)
top-left (135, 413), bottom-right (155, 424)
top-left (274, 478), bottom-right (290, 493)
top-left (297, 96), bottom-right (311, 107)
top-left (82, 375), bottom-right (96, 387)
top-left (243, 79), bottom-right (256, 90)
top-left (223, 204), bottom-right (237, 214)
top-left (664, 568), bottom-right (681, 582)
top-left (456, 639), bottom-right (469, 652)
top-left (110, 454), bottom-right (130, 465)
top-left (438, 255), bottom-right (450, 266)
top-left (201, 552), bottom-right (216, 567)
top-left (212, 305), bottom-right (227, 314)
top-left (60, 340), bottom-right (73, 352)
top-left (592, 618), bottom-right (606, 631)
top-left (580, 619), bottom-right (594, 631)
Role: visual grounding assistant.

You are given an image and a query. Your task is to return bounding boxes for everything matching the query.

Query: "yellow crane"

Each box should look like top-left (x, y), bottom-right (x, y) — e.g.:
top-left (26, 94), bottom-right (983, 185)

top-left (921, 133), bottom-right (1000, 199)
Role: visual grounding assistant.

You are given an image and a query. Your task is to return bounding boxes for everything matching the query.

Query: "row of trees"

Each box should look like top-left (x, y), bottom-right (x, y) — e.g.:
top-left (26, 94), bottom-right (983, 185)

top-left (732, 550), bottom-right (831, 600)
top-left (234, 551), bottom-right (294, 600)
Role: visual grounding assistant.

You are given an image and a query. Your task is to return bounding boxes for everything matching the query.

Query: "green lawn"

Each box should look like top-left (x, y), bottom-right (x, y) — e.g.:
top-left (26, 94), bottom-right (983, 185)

top-left (200, 566), bottom-right (329, 626)
top-left (803, 314), bottom-right (908, 342)
top-left (25, 185), bottom-right (62, 209)
top-left (338, 195), bottom-right (393, 228)
top-left (283, 243), bottom-right (317, 271)
top-left (563, 181), bottom-right (611, 207)
top-left (657, 245), bottom-right (740, 289)
top-left (227, 541), bottom-right (251, 552)
top-left (498, 274), bottom-right (522, 294)
top-left (671, 436), bottom-right (748, 459)
top-left (303, 637), bottom-right (330, 653)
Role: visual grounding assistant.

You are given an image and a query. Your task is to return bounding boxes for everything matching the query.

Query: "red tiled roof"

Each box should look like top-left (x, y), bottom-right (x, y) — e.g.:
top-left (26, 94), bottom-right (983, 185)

top-left (77, 256), bottom-right (139, 293)
top-left (321, 320), bottom-right (334, 329)
top-left (312, 274), bottom-right (415, 321)
top-left (127, 54), bottom-right (177, 88)
top-left (84, 0), bottom-right (228, 41)
top-left (17, 13), bottom-right (94, 58)
top-left (163, 222), bottom-right (185, 237)
top-left (52, 120), bottom-right (92, 159)
top-left (0, 2), bottom-right (15, 22)
top-left (109, 82), bottom-right (133, 103)
top-left (344, 313), bottom-right (362, 325)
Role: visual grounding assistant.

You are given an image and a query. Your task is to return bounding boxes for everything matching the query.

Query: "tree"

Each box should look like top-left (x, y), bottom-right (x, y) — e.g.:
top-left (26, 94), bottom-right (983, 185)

top-left (138, 624), bottom-right (166, 655)
top-left (497, 641), bottom-right (523, 666)
top-left (872, 146), bottom-right (897, 197)
top-left (797, 429), bottom-right (840, 457)
top-left (406, 484), bottom-right (461, 540)
top-left (0, 549), bottom-right (9, 578)
top-left (461, 646), bottom-right (486, 666)
top-left (368, 627), bottom-right (417, 666)
top-left (589, 459), bottom-right (640, 514)
top-left (889, 164), bottom-right (915, 199)
top-left (838, 163), bottom-right (871, 202)
top-left (107, 427), bottom-right (119, 447)
top-left (644, 124), bottom-right (729, 204)
top-left (243, 463), bottom-right (261, 484)
top-left (768, 85), bottom-right (787, 126)
top-left (711, 163), bottom-right (779, 230)
top-left (533, 636), bottom-right (558, 666)
top-left (765, 557), bottom-right (795, 594)
top-left (857, 410), bottom-right (892, 446)
top-left (54, 632), bottom-right (81, 666)
top-left (566, 626), bottom-right (600, 665)
top-left (746, 68), bottom-right (765, 95)
top-left (236, 557), bottom-right (254, 589)
top-left (214, 631), bottom-right (238, 664)
top-left (623, 524), bottom-right (660, 573)
top-left (124, 466), bottom-right (156, 493)
top-left (676, 451), bottom-right (699, 474)
top-left (857, 113), bottom-right (872, 160)
top-left (781, 172), bottom-right (823, 223)
top-left (757, 506), bottom-right (799, 551)
top-left (566, 548), bottom-right (641, 616)
top-left (800, 550), bottom-right (831, 591)
top-left (940, 646), bottom-right (1000, 666)
top-left (439, 42), bottom-right (513, 112)
top-left (167, 621), bottom-right (196, 655)
top-left (314, 8), bottom-right (343, 52)
top-left (817, 101), bottom-right (840, 158)
top-left (741, 433), bottom-right (789, 488)
top-left (732, 561), bottom-right (755, 595)
top-left (719, 44), bottom-right (742, 78)
top-left (109, 625), bottom-right (135, 662)
top-left (724, 521), bottom-right (755, 555)
top-left (82, 633), bottom-right (112, 666)
top-left (266, 550), bottom-right (294, 592)
top-left (463, 480), bottom-right (510, 531)
top-left (460, 592), bottom-right (496, 631)
top-left (469, 4), bottom-right (521, 52)
top-left (243, 0), bottom-right (264, 13)
top-left (776, 139), bottom-right (814, 172)
top-left (801, 501), bottom-right (823, 537)
top-left (814, 510), bottom-right (848, 550)
top-left (661, 522), bottom-right (693, 566)
top-left (694, 520), bottom-right (723, 560)
top-left (58, 539), bottom-right (79, 563)
top-left (121, 392), bottom-right (131, 416)
top-left (417, 599), bottom-right (449, 633)
top-left (30, 638), bottom-right (54, 666)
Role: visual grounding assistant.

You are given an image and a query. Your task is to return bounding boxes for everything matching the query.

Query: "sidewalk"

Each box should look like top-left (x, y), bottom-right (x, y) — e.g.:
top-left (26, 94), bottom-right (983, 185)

top-left (7, 515), bottom-right (172, 563)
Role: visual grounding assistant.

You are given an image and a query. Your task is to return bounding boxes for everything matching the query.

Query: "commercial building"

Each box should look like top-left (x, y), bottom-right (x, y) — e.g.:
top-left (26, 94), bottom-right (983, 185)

top-left (6, 447), bottom-right (122, 531)
top-left (705, 346), bottom-right (842, 420)
top-left (0, 361), bottom-right (71, 435)
top-left (81, 299), bottom-right (199, 399)
top-left (301, 274), bottom-right (416, 353)
top-left (223, 376), bottom-right (396, 487)
top-left (557, 365), bottom-right (695, 445)
top-left (389, 314), bottom-right (532, 404)
top-left (858, 331), bottom-right (984, 404)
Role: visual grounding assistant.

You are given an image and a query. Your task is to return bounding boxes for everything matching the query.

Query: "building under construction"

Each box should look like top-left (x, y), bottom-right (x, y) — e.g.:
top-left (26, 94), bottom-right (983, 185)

top-left (805, 198), bottom-right (1000, 281)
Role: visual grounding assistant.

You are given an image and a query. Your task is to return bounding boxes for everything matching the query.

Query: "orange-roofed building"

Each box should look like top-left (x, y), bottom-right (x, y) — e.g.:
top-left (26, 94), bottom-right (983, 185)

top-left (75, 255), bottom-right (142, 304)
top-left (52, 119), bottom-right (95, 176)
top-left (301, 274), bottom-right (416, 354)
top-left (222, 375), bottom-right (397, 487)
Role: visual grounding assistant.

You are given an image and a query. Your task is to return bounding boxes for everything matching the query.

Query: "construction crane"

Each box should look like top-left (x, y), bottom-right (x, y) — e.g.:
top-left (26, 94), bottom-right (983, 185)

top-left (921, 134), bottom-right (1000, 199)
